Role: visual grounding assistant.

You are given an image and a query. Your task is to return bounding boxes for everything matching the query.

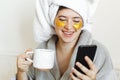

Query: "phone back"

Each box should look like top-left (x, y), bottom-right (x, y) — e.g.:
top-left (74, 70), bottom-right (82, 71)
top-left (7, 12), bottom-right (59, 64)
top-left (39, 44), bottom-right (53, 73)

top-left (74, 45), bottom-right (97, 74)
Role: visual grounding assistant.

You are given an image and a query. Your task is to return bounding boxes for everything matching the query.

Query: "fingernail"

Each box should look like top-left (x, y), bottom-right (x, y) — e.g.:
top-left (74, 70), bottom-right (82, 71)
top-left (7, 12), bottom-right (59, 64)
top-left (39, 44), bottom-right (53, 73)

top-left (26, 51), bottom-right (34, 55)
top-left (26, 58), bottom-right (33, 63)
top-left (76, 62), bottom-right (79, 65)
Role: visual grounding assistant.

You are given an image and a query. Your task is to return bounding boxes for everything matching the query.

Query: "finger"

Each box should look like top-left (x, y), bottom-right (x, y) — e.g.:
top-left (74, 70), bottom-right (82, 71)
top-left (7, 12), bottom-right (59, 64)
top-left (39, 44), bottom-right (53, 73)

top-left (25, 48), bottom-right (33, 53)
top-left (17, 55), bottom-right (28, 63)
top-left (84, 56), bottom-right (98, 79)
top-left (70, 72), bottom-right (81, 80)
top-left (18, 54), bottom-right (28, 59)
top-left (18, 61), bottom-right (32, 67)
top-left (85, 56), bottom-right (97, 72)
top-left (76, 62), bottom-right (91, 76)
top-left (17, 53), bottom-right (32, 68)
top-left (25, 50), bottom-right (33, 59)
top-left (17, 57), bottom-right (32, 67)
top-left (18, 65), bottom-right (29, 72)
top-left (22, 60), bottom-right (32, 65)
top-left (17, 52), bottom-right (32, 72)
top-left (19, 54), bottom-right (32, 62)
top-left (17, 60), bottom-right (32, 72)
top-left (25, 49), bottom-right (33, 55)
top-left (72, 67), bottom-right (87, 80)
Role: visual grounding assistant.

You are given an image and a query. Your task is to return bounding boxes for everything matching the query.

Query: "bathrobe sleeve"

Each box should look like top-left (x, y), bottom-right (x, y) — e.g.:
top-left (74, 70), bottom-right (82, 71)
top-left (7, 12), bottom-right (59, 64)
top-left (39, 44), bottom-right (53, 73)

top-left (27, 66), bottom-right (35, 80)
top-left (93, 41), bottom-right (117, 80)
top-left (97, 54), bottom-right (117, 80)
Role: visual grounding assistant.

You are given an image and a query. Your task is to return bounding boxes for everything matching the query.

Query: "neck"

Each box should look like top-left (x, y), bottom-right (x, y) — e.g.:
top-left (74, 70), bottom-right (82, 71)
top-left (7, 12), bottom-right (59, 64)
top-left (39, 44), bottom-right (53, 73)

top-left (56, 39), bottom-right (77, 55)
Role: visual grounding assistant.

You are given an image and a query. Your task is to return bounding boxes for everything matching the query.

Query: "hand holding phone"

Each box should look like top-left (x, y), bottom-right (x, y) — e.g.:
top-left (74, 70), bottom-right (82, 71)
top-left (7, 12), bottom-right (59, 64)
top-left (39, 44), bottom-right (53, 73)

top-left (74, 45), bottom-right (97, 75)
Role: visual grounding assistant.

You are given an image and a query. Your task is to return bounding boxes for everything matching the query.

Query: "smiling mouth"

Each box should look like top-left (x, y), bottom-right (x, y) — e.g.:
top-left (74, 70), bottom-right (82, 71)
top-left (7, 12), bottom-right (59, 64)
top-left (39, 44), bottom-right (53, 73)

top-left (62, 31), bottom-right (74, 37)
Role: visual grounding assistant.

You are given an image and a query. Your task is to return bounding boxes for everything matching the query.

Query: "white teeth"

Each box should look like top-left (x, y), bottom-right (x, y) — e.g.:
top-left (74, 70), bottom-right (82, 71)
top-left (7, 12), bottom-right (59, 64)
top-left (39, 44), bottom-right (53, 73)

top-left (64, 32), bottom-right (73, 34)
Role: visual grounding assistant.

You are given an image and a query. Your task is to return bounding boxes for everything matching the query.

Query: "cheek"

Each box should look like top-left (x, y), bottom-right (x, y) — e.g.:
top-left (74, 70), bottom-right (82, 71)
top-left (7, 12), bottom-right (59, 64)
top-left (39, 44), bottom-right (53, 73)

top-left (55, 19), bottom-right (65, 28)
top-left (73, 22), bottom-right (83, 31)
top-left (54, 26), bottom-right (60, 34)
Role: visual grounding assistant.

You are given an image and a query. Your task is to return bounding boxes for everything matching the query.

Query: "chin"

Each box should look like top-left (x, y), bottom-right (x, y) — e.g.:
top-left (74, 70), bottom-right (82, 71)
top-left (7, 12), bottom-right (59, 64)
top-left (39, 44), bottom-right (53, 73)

top-left (62, 38), bottom-right (76, 43)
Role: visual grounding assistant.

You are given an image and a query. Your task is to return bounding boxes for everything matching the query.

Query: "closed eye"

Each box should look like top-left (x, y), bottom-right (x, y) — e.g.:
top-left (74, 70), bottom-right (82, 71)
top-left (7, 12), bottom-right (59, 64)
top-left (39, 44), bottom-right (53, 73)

top-left (73, 17), bottom-right (82, 23)
top-left (74, 20), bottom-right (80, 23)
top-left (59, 18), bottom-right (66, 21)
top-left (58, 16), bottom-right (67, 21)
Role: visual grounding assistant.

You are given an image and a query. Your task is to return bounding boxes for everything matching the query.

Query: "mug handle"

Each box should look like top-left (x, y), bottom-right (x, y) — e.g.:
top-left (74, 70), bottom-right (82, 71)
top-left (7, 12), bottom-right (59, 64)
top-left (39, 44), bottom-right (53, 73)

top-left (25, 51), bottom-right (34, 63)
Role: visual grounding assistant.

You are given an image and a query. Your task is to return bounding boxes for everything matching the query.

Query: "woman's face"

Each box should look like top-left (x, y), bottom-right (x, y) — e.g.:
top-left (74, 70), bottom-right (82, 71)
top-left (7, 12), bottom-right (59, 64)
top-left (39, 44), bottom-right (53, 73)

top-left (54, 8), bottom-right (83, 43)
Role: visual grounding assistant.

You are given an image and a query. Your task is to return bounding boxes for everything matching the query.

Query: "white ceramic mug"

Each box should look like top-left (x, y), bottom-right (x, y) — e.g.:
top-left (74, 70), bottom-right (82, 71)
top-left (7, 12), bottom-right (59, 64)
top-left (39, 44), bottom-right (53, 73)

top-left (26, 49), bottom-right (55, 70)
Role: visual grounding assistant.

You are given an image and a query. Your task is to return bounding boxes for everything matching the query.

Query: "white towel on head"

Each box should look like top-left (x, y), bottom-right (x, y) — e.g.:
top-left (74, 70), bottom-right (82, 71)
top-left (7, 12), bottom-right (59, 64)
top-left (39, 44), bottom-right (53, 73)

top-left (49, 0), bottom-right (89, 27)
top-left (33, 0), bottom-right (100, 43)
top-left (82, 0), bottom-right (100, 32)
top-left (33, 0), bottom-right (55, 43)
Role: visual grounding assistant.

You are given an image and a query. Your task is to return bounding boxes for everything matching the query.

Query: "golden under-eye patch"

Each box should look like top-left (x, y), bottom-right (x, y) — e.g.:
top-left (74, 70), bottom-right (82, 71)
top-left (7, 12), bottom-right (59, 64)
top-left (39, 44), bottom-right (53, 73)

top-left (55, 18), bottom-right (65, 27)
top-left (73, 21), bottom-right (83, 30)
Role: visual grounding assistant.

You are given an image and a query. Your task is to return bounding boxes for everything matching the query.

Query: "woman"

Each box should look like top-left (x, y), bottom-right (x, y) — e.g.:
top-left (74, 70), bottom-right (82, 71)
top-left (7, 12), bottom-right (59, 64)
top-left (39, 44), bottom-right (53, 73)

top-left (17, 0), bottom-right (117, 80)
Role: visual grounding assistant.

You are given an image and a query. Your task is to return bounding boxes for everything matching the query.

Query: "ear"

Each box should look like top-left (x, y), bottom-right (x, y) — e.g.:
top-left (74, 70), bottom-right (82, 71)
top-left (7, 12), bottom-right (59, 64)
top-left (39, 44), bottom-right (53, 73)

top-left (87, 0), bottom-right (101, 18)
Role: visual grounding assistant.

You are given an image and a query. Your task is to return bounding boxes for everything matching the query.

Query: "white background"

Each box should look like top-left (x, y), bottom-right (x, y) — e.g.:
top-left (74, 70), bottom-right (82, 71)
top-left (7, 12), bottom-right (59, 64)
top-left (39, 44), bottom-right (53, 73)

top-left (0, 0), bottom-right (120, 79)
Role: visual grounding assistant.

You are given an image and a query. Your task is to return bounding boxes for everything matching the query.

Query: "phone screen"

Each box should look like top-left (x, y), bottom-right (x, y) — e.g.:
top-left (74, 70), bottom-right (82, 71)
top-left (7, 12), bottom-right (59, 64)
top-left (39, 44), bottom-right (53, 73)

top-left (74, 45), bottom-right (97, 74)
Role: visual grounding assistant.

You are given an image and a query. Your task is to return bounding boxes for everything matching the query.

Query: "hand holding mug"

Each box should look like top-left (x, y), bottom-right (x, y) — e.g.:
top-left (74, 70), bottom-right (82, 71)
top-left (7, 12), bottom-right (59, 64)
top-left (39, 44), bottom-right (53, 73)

top-left (17, 49), bottom-right (55, 72)
top-left (17, 49), bottom-right (33, 72)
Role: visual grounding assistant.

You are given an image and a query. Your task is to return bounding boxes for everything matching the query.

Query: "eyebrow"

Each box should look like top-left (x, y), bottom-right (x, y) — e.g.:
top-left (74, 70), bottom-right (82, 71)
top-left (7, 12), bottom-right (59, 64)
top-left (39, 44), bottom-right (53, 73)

top-left (73, 17), bottom-right (82, 19)
top-left (58, 15), bottom-right (66, 18)
top-left (57, 15), bottom-right (83, 21)
top-left (58, 15), bottom-right (82, 19)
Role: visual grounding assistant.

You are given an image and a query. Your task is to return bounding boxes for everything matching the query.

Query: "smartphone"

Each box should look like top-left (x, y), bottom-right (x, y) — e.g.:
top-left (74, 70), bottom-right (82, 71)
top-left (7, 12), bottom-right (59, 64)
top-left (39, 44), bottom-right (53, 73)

top-left (74, 45), bottom-right (97, 75)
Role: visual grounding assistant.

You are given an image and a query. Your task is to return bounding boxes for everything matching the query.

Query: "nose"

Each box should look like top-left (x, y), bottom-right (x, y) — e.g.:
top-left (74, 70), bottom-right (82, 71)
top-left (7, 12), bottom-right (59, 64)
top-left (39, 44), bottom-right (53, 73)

top-left (64, 20), bottom-right (73, 30)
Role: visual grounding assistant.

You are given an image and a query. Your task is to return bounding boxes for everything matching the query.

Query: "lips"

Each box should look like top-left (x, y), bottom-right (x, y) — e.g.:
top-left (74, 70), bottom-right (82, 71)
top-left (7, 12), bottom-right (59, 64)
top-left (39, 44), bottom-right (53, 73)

top-left (62, 31), bottom-right (74, 37)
